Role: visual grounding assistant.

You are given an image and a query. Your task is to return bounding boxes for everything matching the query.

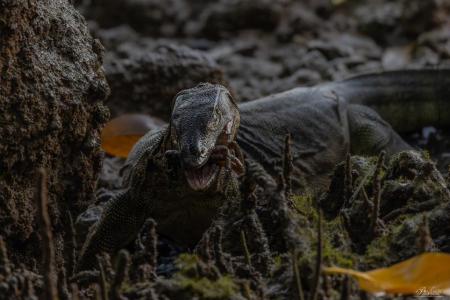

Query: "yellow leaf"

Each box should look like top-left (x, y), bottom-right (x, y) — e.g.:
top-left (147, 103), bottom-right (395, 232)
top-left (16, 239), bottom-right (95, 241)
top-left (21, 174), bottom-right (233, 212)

top-left (324, 253), bottom-right (450, 296)
top-left (101, 114), bottom-right (165, 158)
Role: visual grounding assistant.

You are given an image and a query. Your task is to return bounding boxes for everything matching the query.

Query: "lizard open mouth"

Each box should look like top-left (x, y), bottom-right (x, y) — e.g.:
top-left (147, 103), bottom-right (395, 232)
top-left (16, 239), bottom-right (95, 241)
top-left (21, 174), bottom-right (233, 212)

top-left (184, 143), bottom-right (245, 191)
top-left (185, 161), bottom-right (221, 191)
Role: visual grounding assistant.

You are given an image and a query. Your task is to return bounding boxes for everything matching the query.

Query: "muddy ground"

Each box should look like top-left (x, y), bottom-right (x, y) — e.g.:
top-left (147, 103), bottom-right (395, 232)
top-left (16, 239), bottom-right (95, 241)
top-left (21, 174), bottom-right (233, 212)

top-left (1, 0), bottom-right (450, 299)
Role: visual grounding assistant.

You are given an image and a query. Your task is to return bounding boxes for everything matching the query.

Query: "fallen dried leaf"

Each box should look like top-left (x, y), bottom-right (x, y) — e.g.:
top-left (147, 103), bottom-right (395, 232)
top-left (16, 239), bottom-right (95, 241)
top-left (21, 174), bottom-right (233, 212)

top-left (101, 114), bottom-right (165, 158)
top-left (324, 253), bottom-right (450, 296)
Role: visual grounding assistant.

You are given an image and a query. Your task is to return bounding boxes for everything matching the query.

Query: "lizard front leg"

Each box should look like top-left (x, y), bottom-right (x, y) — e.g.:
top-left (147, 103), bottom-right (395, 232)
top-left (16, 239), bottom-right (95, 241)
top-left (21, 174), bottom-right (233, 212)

top-left (76, 129), bottom-right (166, 272)
top-left (75, 189), bottom-right (150, 272)
top-left (211, 144), bottom-right (245, 176)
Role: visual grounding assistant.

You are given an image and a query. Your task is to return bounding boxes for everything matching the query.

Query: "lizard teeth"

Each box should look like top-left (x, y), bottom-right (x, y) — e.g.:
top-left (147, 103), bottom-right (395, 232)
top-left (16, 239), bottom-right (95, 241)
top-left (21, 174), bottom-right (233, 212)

top-left (185, 163), bottom-right (219, 191)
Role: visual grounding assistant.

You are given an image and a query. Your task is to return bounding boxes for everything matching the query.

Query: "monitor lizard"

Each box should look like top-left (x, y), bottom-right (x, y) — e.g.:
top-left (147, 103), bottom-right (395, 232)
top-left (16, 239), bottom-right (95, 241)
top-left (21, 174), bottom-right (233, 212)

top-left (76, 69), bottom-right (450, 271)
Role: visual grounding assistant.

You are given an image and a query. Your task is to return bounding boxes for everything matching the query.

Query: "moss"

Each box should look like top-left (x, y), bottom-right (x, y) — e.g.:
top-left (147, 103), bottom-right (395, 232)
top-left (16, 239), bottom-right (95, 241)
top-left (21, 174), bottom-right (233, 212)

top-left (171, 254), bottom-right (239, 299)
top-left (272, 255), bottom-right (283, 270)
top-left (321, 242), bottom-right (354, 268)
top-left (174, 275), bottom-right (238, 299)
top-left (422, 150), bottom-right (431, 160)
top-left (292, 194), bottom-right (355, 268)
top-left (364, 232), bottom-right (391, 268)
top-left (176, 253), bottom-right (201, 273)
top-left (292, 194), bottom-right (318, 223)
top-left (364, 220), bottom-right (408, 268)
top-left (322, 225), bottom-right (355, 268)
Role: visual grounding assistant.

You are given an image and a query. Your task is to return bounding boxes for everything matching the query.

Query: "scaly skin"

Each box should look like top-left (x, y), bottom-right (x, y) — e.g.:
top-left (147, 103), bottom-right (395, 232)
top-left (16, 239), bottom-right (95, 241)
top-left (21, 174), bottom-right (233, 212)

top-left (77, 84), bottom-right (242, 271)
top-left (76, 70), bottom-right (450, 271)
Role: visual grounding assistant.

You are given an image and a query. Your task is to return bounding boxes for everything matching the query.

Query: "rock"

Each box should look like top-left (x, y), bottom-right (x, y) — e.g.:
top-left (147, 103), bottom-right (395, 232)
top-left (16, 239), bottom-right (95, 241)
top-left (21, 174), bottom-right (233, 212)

top-left (381, 45), bottom-right (414, 70)
top-left (417, 27), bottom-right (450, 60)
top-left (104, 42), bottom-right (227, 119)
top-left (382, 151), bottom-right (449, 216)
top-left (276, 2), bottom-right (322, 41)
top-left (281, 69), bottom-right (322, 87)
top-left (93, 24), bottom-right (141, 50)
top-left (98, 157), bottom-right (127, 190)
top-left (307, 33), bottom-right (381, 60)
top-left (365, 201), bottom-right (450, 267)
top-left (355, 0), bottom-right (437, 44)
top-left (77, 0), bottom-right (190, 37)
top-left (320, 151), bottom-right (450, 253)
top-left (0, 0), bottom-right (109, 266)
top-left (197, 0), bottom-right (283, 39)
top-left (218, 54), bottom-right (284, 101)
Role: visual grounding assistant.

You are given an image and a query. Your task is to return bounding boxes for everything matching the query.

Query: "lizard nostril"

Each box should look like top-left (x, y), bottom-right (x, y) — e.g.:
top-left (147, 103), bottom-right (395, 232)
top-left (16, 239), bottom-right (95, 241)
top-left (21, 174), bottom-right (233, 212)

top-left (186, 144), bottom-right (206, 159)
top-left (199, 146), bottom-right (207, 156)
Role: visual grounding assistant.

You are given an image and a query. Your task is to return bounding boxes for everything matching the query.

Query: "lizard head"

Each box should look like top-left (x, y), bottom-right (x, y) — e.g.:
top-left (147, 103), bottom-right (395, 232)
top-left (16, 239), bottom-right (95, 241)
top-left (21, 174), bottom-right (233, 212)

top-left (170, 83), bottom-right (243, 191)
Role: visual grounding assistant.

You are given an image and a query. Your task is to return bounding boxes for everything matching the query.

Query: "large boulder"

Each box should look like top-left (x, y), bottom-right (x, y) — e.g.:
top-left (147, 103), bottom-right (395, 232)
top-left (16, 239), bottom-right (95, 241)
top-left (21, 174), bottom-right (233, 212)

top-left (0, 0), bottom-right (109, 266)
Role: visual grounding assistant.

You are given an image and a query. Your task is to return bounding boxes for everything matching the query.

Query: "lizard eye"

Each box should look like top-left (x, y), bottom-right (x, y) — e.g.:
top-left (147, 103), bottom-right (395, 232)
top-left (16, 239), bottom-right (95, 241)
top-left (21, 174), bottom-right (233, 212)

top-left (208, 108), bottom-right (221, 129)
top-left (214, 106), bottom-right (221, 117)
top-left (208, 117), bottom-right (219, 130)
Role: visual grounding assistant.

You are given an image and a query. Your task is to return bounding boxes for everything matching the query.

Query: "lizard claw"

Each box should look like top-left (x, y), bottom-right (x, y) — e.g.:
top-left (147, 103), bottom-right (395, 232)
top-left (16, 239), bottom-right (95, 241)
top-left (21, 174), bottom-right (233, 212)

top-left (210, 145), bottom-right (245, 177)
top-left (164, 149), bottom-right (180, 160)
top-left (95, 187), bottom-right (115, 204)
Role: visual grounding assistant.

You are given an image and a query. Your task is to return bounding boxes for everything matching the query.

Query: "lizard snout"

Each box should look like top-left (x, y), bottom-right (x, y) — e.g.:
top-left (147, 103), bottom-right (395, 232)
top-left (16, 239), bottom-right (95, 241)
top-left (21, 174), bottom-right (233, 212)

top-left (181, 143), bottom-right (209, 169)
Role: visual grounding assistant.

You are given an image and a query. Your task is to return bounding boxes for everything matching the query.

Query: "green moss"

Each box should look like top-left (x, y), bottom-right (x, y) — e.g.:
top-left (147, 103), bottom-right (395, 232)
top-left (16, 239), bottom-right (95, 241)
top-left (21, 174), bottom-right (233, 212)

top-left (176, 253), bottom-right (201, 273)
top-left (364, 234), bottom-right (390, 268)
top-left (171, 254), bottom-right (239, 299)
top-left (422, 150), bottom-right (431, 160)
top-left (292, 194), bottom-right (355, 269)
top-left (322, 219), bottom-right (354, 267)
top-left (273, 255), bottom-right (283, 270)
top-left (364, 222), bottom-right (406, 268)
top-left (292, 194), bottom-right (318, 222)
top-left (174, 274), bottom-right (238, 299)
top-left (322, 236), bottom-right (354, 268)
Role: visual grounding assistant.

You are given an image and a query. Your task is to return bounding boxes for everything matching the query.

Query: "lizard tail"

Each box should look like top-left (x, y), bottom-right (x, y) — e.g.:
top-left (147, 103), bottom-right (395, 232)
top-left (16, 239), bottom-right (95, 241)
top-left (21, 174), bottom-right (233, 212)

top-left (334, 69), bottom-right (450, 133)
